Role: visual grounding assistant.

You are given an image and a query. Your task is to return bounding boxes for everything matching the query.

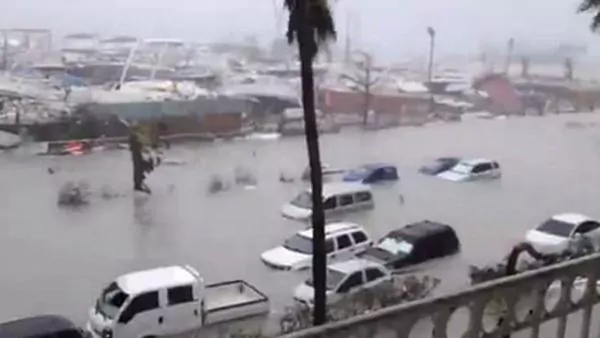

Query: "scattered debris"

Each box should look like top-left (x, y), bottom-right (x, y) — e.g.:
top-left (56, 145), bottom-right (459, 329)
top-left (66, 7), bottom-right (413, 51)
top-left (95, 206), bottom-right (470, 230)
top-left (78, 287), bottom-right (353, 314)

top-left (208, 175), bottom-right (229, 194)
top-left (57, 181), bottom-right (91, 206)
top-left (279, 172), bottom-right (295, 183)
top-left (279, 274), bottom-right (439, 334)
top-left (469, 240), bottom-right (595, 285)
top-left (162, 158), bottom-right (187, 166)
top-left (234, 166), bottom-right (258, 186)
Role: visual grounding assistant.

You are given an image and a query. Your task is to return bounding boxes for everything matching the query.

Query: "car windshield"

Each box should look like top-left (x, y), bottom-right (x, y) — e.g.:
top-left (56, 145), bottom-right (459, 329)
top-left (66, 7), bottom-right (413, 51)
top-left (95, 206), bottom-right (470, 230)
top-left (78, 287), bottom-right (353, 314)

top-left (450, 163), bottom-right (473, 175)
top-left (283, 234), bottom-right (313, 254)
top-left (291, 191), bottom-right (312, 209)
top-left (536, 219), bottom-right (575, 237)
top-left (377, 237), bottom-right (414, 255)
top-left (95, 282), bottom-right (129, 320)
top-left (306, 268), bottom-right (347, 290)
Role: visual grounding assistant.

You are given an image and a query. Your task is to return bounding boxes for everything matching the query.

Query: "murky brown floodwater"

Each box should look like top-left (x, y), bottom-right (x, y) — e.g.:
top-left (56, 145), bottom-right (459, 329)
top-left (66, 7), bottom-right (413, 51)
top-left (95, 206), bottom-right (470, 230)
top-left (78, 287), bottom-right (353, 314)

top-left (1, 113), bottom-right (600, 329)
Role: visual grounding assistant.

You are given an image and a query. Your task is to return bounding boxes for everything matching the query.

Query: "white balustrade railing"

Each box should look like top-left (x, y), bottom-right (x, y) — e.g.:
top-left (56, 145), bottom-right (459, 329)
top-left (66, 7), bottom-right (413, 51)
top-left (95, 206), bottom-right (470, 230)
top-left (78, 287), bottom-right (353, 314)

top-left (279, 252), bottom-right (600, 338)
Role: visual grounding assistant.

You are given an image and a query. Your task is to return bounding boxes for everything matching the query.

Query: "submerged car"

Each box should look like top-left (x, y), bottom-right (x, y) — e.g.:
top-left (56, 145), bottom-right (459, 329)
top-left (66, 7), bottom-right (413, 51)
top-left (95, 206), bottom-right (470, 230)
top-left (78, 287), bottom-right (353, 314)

top-left (362, 220), bottom-right (460, 271)
top-left (293, 259), bottom-right (392, 306)
top-left (343, 163), bottom-right (399, 184)
top-left (436, 158), bottom-right (501, 182)
top-left (0, 315), bottom-right (89, 338)
top-left (419, 157), bottom-right (461, 176)
top-left (261, 222), bottom-right (372, 270)
top-left (525, 213), bottom-right (600, 254)
top-left (281, 182), bottom-right (374, 221)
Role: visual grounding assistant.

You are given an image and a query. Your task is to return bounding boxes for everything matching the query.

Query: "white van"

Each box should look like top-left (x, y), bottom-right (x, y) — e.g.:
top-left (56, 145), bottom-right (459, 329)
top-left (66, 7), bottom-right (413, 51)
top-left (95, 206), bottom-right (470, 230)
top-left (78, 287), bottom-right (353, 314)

top-left (281, 182), bottom-right (374, 221)
top-left (261, 222), bottom-right (372, 270)
top-left (87, 265), bottom-right (269, 338)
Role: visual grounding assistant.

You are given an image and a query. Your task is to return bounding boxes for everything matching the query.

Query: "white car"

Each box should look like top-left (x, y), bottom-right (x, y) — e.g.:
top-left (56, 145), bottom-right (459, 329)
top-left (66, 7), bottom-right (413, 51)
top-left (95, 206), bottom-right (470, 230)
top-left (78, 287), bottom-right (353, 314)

top-left (281, 182), bottom-right (374, 221)
top-left (437, 158), bottom-right (501, 182)
top-left (260, 223), bottom-right (372, 271)
top-left (525, 213), bottom-right (600, 254)
top-left (293, 258), bottom-right (392, 306)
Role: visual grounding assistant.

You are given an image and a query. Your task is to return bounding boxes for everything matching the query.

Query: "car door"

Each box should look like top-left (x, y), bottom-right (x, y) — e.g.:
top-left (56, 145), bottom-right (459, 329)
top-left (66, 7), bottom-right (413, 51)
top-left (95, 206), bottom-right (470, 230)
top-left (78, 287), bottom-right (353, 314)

top-left (573, 221), bottom-right (600, 247)
top-left (354, 191), bottom-right (374, 210)
top-left (114, 291), bottom-right (162, 338)
top-left (335, 271), bottom-right (365, 301)
top-left (322, 196), bottom-right (338, 215)
top-left (324, 239), bottom-right (336, 262)
top-left (337, 194), bottom-right (355, 213)
top-left (350, 231), bottom-right (372, 253)
top-left (163, 284), bottom-right (199, 335)
top-left (364, 267), bottom-right (389, 289)
top-left (334, 234), bottom-right (355, 260)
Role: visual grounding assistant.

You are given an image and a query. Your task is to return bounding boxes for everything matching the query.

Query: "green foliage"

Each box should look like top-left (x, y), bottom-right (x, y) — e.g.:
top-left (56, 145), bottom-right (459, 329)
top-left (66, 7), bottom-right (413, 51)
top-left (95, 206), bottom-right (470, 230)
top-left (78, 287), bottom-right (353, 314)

top-left (578, 0), bottom-right (600, 30)
top-left (284, 0), bottom-right (337, 59)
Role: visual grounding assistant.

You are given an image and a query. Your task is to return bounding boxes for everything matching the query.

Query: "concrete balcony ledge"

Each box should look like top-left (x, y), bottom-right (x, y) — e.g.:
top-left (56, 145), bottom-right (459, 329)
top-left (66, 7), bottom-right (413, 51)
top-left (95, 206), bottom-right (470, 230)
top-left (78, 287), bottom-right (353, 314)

top-left (280, 252), bottom-right (600, 338)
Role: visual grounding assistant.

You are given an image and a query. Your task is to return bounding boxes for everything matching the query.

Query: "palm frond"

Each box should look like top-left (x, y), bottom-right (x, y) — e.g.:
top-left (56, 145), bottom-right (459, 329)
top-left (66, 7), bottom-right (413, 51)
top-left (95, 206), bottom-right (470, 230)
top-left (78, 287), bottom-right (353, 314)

top-left (578, 0), bottom-right (600, 30)
top-left (284, 0), bottom-right (337, 59)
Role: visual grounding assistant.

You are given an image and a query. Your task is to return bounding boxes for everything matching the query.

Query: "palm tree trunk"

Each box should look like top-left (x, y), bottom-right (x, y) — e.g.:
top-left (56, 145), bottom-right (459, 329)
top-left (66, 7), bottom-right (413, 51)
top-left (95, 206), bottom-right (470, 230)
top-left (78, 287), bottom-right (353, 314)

top-left (297, 0), bottom-right (327, 326)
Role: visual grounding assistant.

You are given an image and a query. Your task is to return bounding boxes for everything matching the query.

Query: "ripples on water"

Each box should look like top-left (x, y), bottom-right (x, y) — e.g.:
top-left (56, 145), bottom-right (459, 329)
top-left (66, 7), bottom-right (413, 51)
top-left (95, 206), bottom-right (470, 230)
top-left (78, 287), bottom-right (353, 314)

top-left (0, 113), bottom-right (599, 324)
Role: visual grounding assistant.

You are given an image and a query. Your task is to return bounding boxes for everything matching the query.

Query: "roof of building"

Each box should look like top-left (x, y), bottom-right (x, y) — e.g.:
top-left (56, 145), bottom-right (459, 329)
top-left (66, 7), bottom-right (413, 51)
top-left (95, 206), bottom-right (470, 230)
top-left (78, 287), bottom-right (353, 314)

top-left (328, 258), bottom-right (385, 274)
top-left (299, 222), bottom-right (364, 239)
top-left (116, 266), bottom-right (200, 294)
top-left (0, 315), bottom-right (79, 338)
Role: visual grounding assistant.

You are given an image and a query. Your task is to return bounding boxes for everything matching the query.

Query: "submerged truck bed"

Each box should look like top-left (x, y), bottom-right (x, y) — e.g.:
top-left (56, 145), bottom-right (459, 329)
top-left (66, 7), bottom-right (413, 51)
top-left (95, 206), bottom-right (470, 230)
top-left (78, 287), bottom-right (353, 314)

top-left (203, 280), bottom-right (270, 325)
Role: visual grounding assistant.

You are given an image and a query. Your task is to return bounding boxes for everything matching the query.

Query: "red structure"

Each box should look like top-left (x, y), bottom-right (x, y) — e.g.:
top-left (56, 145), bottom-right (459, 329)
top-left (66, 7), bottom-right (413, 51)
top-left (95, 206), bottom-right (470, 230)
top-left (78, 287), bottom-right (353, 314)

top-left (473, 74), bottom-right (523, 115)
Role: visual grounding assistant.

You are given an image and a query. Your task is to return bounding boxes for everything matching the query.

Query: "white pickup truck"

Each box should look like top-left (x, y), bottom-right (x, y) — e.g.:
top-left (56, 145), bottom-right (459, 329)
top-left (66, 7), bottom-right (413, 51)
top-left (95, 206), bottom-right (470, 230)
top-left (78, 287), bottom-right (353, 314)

top-left (87, 265), bottom-right (269, 338)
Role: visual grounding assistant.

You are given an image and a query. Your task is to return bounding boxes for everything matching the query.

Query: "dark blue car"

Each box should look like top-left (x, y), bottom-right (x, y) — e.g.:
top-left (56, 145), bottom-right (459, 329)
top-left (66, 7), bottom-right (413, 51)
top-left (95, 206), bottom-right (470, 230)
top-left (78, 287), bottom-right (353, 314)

top-left (343, 163), bottom-right (399, 184)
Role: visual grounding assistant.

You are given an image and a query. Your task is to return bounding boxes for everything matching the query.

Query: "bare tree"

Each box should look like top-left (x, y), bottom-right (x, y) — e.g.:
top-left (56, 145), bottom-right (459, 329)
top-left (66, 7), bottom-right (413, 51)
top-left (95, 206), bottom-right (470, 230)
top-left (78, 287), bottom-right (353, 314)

top-left (341, 51), bottom-right (380, 126)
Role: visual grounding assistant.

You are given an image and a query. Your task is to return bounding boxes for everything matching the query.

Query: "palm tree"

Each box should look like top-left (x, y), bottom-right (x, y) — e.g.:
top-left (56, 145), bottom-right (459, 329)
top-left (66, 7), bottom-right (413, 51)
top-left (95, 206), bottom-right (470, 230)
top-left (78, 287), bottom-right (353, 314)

top-left (284, 0), bottom-right (336, 326)
top-left (579, 0), bottom-right (600, 29)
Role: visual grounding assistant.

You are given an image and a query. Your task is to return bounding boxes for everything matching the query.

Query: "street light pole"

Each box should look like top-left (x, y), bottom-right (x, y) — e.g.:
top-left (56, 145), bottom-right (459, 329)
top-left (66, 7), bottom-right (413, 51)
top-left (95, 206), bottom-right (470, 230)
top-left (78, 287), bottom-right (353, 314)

top-left (427, 27), bottom-right (436, 114)
top-left (427, 26), bottom-right (435, 83)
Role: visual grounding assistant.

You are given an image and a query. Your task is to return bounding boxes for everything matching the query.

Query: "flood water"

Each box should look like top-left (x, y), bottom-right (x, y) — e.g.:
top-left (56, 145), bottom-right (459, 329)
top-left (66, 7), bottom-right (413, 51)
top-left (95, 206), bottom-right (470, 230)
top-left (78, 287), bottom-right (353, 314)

top-left (1, 113), bottom-right (600, 329)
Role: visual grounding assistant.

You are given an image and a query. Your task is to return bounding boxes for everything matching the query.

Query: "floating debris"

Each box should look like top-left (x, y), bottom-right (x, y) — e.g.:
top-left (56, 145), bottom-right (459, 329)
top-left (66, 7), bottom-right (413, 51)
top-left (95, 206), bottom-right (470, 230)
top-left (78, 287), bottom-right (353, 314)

top-left (162, 158), bottom-right (187, 166)
top-left (208, 175), bottom-right (229, 194)
top-left (279, 274), bottom-right (440, 334)
top-left (279, 172), bottom-right (295, 183)
top-left (57, 181), bottom-right (91, 206)
top-left (234, 166), bottom-right (258, 186)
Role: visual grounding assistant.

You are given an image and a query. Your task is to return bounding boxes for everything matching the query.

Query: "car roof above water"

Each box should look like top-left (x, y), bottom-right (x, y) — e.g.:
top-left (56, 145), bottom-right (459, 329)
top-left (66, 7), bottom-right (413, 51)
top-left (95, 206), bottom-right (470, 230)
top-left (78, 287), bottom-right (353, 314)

top-left (459, 158), bottom-right (496, 166)
top-left (328, 258), bottom-right (385, 274)
top-left (551, 213), bottom-right (594, 225)
top-left (388, 220), bottom-right (456, 240)
top-left (0, 315), bottom-right (80, 338)
top-left (306, 182), bottom-right (372, 196)
top-left (116, 265), bottom-right (200, 294)
top-left (299, 222), bottom-right (365, 239)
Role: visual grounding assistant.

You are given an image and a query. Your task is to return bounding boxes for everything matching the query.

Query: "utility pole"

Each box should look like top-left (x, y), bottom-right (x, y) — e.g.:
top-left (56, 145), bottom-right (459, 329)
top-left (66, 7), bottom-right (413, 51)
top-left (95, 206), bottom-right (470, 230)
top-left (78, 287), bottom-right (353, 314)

top-left (2, 30), bottom-right (8, 71)
top-left (427, 27), bottom-right (436, 114)
top-left (427, 26), bottom-right (435, 84)
top-left (504, 38), bottom-right (515, 75)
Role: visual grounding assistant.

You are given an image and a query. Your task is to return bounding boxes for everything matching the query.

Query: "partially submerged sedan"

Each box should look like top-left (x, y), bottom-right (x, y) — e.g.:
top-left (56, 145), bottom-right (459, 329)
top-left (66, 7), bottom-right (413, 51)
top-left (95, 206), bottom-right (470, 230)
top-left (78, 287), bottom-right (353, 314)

top-left (343, 163), bottom-right (399, 184)
top-left (293, 259), bottom-right (392, 306)
top-left (362, 220), bottom-right (460, 271)
top-left (525, 213), bottom-right (600, 254)
top-left (436, 158), bottom-right (501, 182)
top-left (419, 157), bottom-right (461, 176)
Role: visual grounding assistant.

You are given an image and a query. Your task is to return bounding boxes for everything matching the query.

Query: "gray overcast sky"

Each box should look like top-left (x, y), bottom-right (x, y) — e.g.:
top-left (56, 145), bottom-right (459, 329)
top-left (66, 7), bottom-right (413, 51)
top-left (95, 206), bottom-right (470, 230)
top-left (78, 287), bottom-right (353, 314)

top-left (2, 0), bottom-right (599, 60)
